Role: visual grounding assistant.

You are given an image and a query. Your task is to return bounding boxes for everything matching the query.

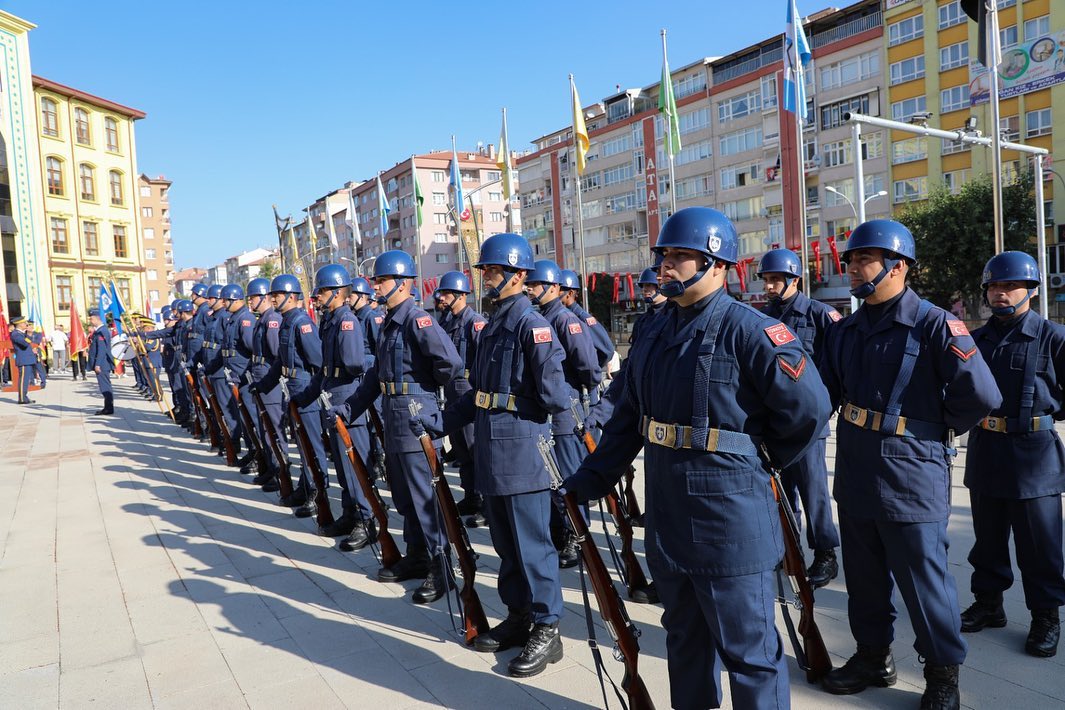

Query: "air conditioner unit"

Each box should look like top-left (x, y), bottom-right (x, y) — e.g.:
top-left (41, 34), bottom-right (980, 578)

top-left (1050, 274), bottom-right (1065, 289)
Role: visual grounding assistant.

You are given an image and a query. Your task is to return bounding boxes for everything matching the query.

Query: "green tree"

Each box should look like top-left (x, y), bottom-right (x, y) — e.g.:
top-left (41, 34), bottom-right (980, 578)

top-left (256, 257), bottom-right (280, 281)
top-left (898, 171), bottom-right (1036, 316)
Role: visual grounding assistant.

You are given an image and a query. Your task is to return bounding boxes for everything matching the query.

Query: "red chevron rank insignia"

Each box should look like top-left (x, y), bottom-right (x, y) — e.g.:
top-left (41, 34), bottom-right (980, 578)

top-left (764, 323), bottom-right (796, 346)
top-left (341, 320), bottom-right (354, 331)
top-left (416, 316), bottom-right (432, 328)
top-left (950, 344), bottom-right (977, 361)
top-left (778, 354), bottom-right (807, 381)
top-left (947, 320), bottom-right (969, 337)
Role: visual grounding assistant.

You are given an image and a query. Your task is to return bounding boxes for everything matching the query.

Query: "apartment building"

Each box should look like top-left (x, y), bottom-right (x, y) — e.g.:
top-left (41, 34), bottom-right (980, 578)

top-left (138, 174), bottom-right (174, 314)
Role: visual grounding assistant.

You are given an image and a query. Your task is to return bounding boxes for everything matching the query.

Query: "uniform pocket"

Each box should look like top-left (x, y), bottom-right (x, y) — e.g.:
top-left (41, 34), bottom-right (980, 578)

top-left (490, 415), bottom-right (533, 440)
top-left (686, 468), bottom-right (763, 544)
top-left (879, 436), bottom-right (947, 501)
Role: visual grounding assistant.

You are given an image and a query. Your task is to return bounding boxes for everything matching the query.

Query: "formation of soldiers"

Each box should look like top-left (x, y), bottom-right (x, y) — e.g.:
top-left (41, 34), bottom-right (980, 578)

top-left (99, 206), bottom-right (1062, 710)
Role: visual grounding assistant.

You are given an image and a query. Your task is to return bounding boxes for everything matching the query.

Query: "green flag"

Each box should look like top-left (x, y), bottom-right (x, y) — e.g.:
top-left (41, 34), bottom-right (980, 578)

top-left (659, 56), bottom-right (682, 156)
top-left (412, 158), bottom-right (424, 227)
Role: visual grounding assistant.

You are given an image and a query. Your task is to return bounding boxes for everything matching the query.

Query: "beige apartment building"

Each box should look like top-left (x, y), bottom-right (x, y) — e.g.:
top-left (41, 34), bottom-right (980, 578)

top-left (138, 174), bottom-right (174, 314)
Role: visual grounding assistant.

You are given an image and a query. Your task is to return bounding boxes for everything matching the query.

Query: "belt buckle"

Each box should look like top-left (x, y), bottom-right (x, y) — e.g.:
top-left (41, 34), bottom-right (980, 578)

top-left (705, 429), bottom-right (720, 452)
top-left (984, 416), bottom-right (1004, 432)
top-left (1031, 416), bottom-right (1042, 432)
top-left (475, 391), bottom-right (491, 409)
top-left (844, 404), bottom-right (868, 428)
top-left (648, 419), bottom-right (676, 448)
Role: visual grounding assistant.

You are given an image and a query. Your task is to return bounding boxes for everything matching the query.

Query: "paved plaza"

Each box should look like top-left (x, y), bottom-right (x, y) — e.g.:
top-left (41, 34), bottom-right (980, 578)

top-left (1, 376), bottom-right (1063, 709)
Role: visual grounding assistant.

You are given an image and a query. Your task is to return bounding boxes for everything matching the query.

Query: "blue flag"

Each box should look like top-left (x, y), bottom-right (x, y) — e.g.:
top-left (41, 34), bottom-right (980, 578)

top-left (98, 284), bottom-right (118, 332)
top-left (376, 175), bottom-right (391, 237)
top-left (108, 281), bottom-right (125, 333)
top-left (784, 0), bottom-right (811, 123)
top-left (449, 145), bottom-right (464, 222)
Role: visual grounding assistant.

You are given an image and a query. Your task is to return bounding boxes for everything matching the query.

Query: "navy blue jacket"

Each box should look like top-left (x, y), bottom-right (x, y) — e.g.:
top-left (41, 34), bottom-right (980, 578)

top-left (259, 306), bottom-right (323, 407)
top-left (315, 304), bottom-right (365, 415)
top-left (442, 304), bottom-right (486, 400)
top-left (186, 302), bottom-right (210, 364)
top-left (569, 302), bottom-right (614, 368)
top-left (88, 324), bottom-right (113, 372)
top-left (354, 304), bottom-right (385, 371)
top-left (222, 306), bottom-right (255, 381)
top-left (540, 297), bottom-right (601, 434)
top-left (11, 329), bottom-right (36, 366)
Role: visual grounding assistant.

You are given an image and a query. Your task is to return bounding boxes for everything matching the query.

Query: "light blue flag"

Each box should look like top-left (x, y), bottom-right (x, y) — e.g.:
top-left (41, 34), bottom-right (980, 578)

top-left (108, 281), bottom-right (125, 333)
top-left (376, 175), bottom-right (391, 237)
top-left (449, 146), bottom-right (464, 222)
top-left (783, 0), bottom-right (811, 123)
top-left (98, 284), bottom-right (118, 332)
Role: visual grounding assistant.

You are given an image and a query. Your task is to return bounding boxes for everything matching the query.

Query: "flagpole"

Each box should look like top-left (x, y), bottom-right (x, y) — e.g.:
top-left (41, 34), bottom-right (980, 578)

top-left (987, 0), bottom-right (1004, 254)
top-left (569, 74), bottom-right (590, 307)
top-left (662, 29), bottom-right (677, 215)
top-left (502, 107), bottom-right (514, 233)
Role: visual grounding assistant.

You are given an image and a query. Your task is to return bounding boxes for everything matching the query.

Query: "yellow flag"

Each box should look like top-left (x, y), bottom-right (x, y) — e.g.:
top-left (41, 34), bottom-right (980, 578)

top-left (570, 76), bottom-right (589, 175)
top-left (497, 109), bottom-right (513, 200)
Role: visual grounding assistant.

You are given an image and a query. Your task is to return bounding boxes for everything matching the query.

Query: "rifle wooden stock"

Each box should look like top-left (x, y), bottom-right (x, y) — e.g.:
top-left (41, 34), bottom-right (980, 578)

top-left (412, 424), bottom-right (490, 646)
top-left (331, 417), bottom-right (402, 568)
top-left (621, 466), bottom-right (643, 521)
top-left (250, 388), bottom-right (294, 498)
top-left (231, 382), bottom-right (268, 474)
top-left (366, 406), bottom-right (389, 481)
top-left (770, 474), bottom-right (833, 682)
top-left (201, 372), bottom-right (238, 467)
top-left (287, 400), bottom-right (335, 529)
top-left (183, 369), bottom-right (207, 440)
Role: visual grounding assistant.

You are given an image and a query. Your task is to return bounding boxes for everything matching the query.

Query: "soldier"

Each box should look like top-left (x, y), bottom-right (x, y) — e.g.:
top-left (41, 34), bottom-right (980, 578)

top-left (10, 318), bottom-right (36, 405)
top-left (818, 220), bottom-right (1001, 709)
top-left (341, 250), bottom-right (462, 605)
top-left (350, 275), bottom-right (387, 483)
top-left (186, 282), bottom-right (210, 366)
top-left (960, 251), bottom-right (1065, 658)
top-left (29, 325), bottom-right (47, 389)
top-left (140, 318), bottom-right (164, 401)
top-left (221, 284), bottom-right (256, 469)
top-left (246, 278), bottom-right (284, 491)
top-left (202, 284), bottom-right (237, 461)
top-left (433, 270), bottom-right (488, 527)
top-left (757, 248), bottom-right (842, 588)
top-left (87, 307), bottom-right (115, 415)
top-left (559, 269), bottom-right (615, 373)
top-left (409, 233), bottom-right (571, 677)
top-left (564, 207), bottom-right (832, 708)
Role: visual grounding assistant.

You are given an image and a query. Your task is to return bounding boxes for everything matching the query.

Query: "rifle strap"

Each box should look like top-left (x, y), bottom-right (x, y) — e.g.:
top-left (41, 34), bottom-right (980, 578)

top-left (597, 501), bottom-right (629, 589)
top-left (578, 557), bottom-right (628, 710)
top-left (775, 566), bottom-right (810, 673)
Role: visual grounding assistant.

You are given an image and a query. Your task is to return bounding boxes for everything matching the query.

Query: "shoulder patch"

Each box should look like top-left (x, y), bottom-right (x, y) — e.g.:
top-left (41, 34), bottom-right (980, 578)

top-left (300, 323), bottom-right (313, 334)
top-left (947, 320), bottom-right (969, 337)
top-left (241, 319), bottom-right (251, 327)
top-left (585, 316), bottom-right (598, 326)
top-left (828, 309), bottom-right (842, 322)
top-left (764, 322), bottom-right (797, 346)
top-left (568, 322), bottom-right (583, 335)
top-left (268, 320), bottom-right (280, 329)
top-left (374, 316), bottom-right (384, 325)
top-left (341, 320), bottom-right (354, 331)
top-left (416, 316), bottom-right (432, 329)
top-left (777, 354), bottom-right (807, 381)
top-left (949, 344), bottom-right (978, 361)
top-left (532, 326), bottom-right (553, 344)
top-left (472, 320), bottom-right (486, 332)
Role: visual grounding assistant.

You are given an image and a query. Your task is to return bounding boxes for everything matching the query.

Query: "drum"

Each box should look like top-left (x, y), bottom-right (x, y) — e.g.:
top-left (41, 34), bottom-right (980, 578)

top-left (110, 334), bottom-right (137, 361)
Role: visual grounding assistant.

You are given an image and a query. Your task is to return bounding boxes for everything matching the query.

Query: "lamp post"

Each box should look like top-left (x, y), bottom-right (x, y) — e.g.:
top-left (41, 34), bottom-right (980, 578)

top-left (824, 186), bottom-right (887, 219)
top-left (338, 256), bottom-right (376, 277)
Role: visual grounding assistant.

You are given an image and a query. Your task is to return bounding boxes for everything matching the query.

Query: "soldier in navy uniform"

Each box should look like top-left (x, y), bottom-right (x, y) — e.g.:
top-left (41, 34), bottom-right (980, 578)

top-left (433, 270), bottom-right (489, 527)
top-left (559, 269), bottom-right (615, 373)
top-left (140, 317), bottom-right (164, 401)
top-left (565, 208), bottom-right (832, 709)
top-left (342, 251), bottom-right (463, 606)
top-left (10, 318), bottom-right (37, 405)
top-left (246, 278), bottom-right (284, 491)
top-left (30, 326), bottom-right (47, 389)
top-left (254, 275), bottom-right (326, 519)
top-left (87, 308), bottom-right (115, 415)
top-left (172, 299), bottom-right (196, 430)
top-left (960, 251), bottom-right (1065, 659)
top-left (186, 282), bottom-right (210, 367)
top-left (221, 284), bottom-right (256, 469)
top-left (350, 276), bottom-right (387, 484)
top-left (757, 248), bottom-right (842, 588)
top-left (202, 284), bottom-right (237, 461)
top-left (410, 233), bottom-right (572, 678)
top-left (818, 220), bottom-right (1002, 709)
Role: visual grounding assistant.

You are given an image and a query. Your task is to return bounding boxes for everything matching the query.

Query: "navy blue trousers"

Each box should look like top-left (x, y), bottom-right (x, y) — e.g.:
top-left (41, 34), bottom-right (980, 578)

top-left (449, 423), bottom-right (477, 497)
top-left (294, 400), bottom-right (328, 498)
top-left (840, 512), bottom-right (966, 665)
top-left (781, 437), bottom-right (840, 551)
top-left (210, 376), bottom-right (242, 448)
top-left (485, 491), bottom-right (562, 625)
top-left (17, 365), bottom-right (31, 402)
top-left (969, 491), bottom-right (1065, 610)
top-left (386, 448), bottom-right (446, 554)
top-left (323, 412), bottom-right (372, 519)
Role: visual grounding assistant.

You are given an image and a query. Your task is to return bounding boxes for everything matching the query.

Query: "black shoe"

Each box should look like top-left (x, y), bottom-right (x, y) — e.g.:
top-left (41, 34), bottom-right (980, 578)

top-left (473, 611), bottom-right (533, 653)
top-left (822, 645), bottom-right (896, 695)
top-left (412, 557), bottom-right (454, 604)
top-left (321, 512), bottom-right (357, 537)
top-left (629, 582), bottom-right (659, 605)
top-left (465, 512), bottom-right (488, 528)
top-left (507, 623), bottom-right (563, 678)
top-left (808, 548), bottom-right (839, 589)
top-left (293, 499), bottom-right (317, 518)
top-left (960, 594), bottom-right (1007, 632)
top-left (340, 521), bottom-right (376, 552)
top-left (261, 478), bottom-right (280, 493)
top-left (456, 495), bottom-right (483, 516)
top-left (94, 408), bottom-right (114, 415)
top-left (920, 664), bottom-right (960, 710)
top-left (236, 451), bottom-right (255, 468)
top-left (378, 547), bottom-right (430, 583)
top-left (558, 533), bottom-right (579, 569)
top-left (1026, 608), bottom-right (1060, 657)
top-left (280, 490), bottom-right (307, 508)
top-left (252, 470), bottom-right (274, 485)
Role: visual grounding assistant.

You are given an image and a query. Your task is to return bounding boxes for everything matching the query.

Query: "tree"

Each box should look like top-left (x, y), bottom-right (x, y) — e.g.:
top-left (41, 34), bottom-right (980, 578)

top-left (256, 257), bottom-right (280, 281)
top-left (898, 170), bottom-right (1036, 316)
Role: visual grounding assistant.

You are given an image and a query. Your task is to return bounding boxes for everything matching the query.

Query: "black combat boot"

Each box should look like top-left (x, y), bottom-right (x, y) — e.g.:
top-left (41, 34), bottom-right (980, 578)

top-left (474, 610), bottom-right (533, 653)
top-left (412, 556), bottom-right (454, 604)
top-left (807, 548), bottom-right (839, 589)
top-left (629, 581), bottom-right (659, 605)
top-left (920, 663), bottom-right (960, 710)
top-left (260, 478), bottom-right (280, 493)
top-left (1026, 608), bottom-right (1061, 657)
top-left (320, 510), bottom-right (357, 537)
top-left (292, 494), bottom-right (317, 519)
top-left (95, 392), bottom-right (115, 415)
top-left (960, 593), bottom-right (1006, 632)
top-left (822, 645), bottom-right (897, 695)
top-left (557, 531), bottom-right (579, 569)
top-left (340, 520), bottom-right (377, 552)
top-left (456, 494), bottom-right (482, 516)
top-left (507, 622), bottom-right (563, 677)
top-left (378, 545), bottom-right (430, 583)
top-left (279, 488), bottom-right (307, 508)
top-left (465, 511), bottom-right (488, 528)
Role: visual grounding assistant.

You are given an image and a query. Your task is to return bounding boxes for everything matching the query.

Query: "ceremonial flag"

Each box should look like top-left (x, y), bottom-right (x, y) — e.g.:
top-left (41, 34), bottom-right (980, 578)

top-left (783, 0), bottom-right (811, 123)
top-left (449, 138), bottom-right (465, 221)
top-left (659, 33), bottom-right (682, 157)
top-left (324, 207), bottom-right (339, 251)
top-left (497, 108), bottom-right (514, 200)
top-left (68, 299), bottom-right (88, 356)
top-left (347, 188), bottom-right (362, 246)
top-left (376, 174), bottom-right (391, 236)
top-left (570, 75), bottom-right (589, 175)
top-left (411, 158), bottom-right (424, 228)
top-left (108, 281), bottom-right (126, 332)
top-left (99, 283), bottom-right (121, 333)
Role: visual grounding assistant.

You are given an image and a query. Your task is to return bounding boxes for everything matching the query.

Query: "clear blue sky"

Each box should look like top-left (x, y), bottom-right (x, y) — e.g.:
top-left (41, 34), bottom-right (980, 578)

top-left (9, 0), bottom-right (799, 269)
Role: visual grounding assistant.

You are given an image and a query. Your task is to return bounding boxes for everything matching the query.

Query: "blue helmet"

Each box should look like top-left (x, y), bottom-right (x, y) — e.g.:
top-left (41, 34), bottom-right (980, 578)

top-left (269, 274), bottom-right (302, 295)
top-left (161, 306), bottom-right (173, 320)
top-left (246, 277), bottom-right (270, 297)
top-left (842, 219), bottom-right (916, 263)
top-left (559, 269), bottom-right (581, 291)
top-left (637, 267), bottom-right (659, 286)
top-left (206, 284), bottom-right (223, 299)
top-left (373, 250), bottom-right (416, 279)
top-left (169, 299), bottom-right (181, 310)
top-left (351, 277), bottom-right (374, 296)
top-left (220, 283), bottom-right (244, 301)
top-left (437, 271), bottom-right (471, 293)
top-left (190, 283), bottom-right (208, 298)
top-left (314, 264), bottom-right (352, 291)
top-left (475, 233), bottom-right (535, 270)
top-left (527, 259), bottom-right (562, 285)
top-left (87, 307), bottom-right (101, 317)
top-left (175, 299), bottom-right (194, 313)
top-left (757, 248), bottom-right (802, 278)
top-left (653, 207), bottom-right (739, 265)
top-left (982, 251), bottom-right (1039, 287)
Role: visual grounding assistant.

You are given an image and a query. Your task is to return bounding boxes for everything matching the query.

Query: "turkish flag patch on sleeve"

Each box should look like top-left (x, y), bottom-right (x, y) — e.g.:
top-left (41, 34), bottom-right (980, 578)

top-left (532, 327), bottom-right (553, 343)
top-left (568, 322), bottom-right (583, 335)
top-left (300, 324), bottom-right (312, 334)
top-left (416, 316), bottom-right (432, 329)
top-left (828, 310), bottom-right (842, 322)
top-left (947, 320), bottom-right (969, 337)
top-left (764, 323), bottom-right (796, 346)
top-left (341, 320), bottom-right (354, 331)
top-left (777, 354), bottom-right (807, 381)
top-left (586, 316), bottom-right (598, 326)
top-left (241, 320), bottom-right (251, 327)
top-left (268, 320), bottom-right (280, 329)
top-left (473, 320), bottom-right (486, 332)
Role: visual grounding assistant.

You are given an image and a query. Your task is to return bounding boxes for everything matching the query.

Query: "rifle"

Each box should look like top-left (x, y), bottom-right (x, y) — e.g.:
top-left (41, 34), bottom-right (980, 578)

top-left (249, 380), bottom-right (294, 499)
top-left (321, 391), bottom-right (401, 568)
top-left (281, 377), bottom-right (335, 529)
top-left (569, 400), bottom-right (656, 604)
top-left (538, 435), bottom-right (655, 710)
top-left (229, 370), bottom-right (267, 474)
top-left (761, 446), bottom-right (833, 682)
top-left (408, 400), bottom-right (490, 645)
top-left (619, 467), bottom-right (644, 526)
top-left (180, 360), bottom-right (209, 441)
top-left (367, 406), bottom-right (389, 483)
top-left (120, 313), bottom-right (174, 420)
top-left (200, 368), bottom-right (238, 467)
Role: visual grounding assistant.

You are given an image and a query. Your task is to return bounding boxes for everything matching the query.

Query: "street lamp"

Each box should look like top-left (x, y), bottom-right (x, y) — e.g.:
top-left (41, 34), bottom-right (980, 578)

top-left (338, 256), bottom-right (376, 277)
top-left (824, 186), bottom-right (887, 219)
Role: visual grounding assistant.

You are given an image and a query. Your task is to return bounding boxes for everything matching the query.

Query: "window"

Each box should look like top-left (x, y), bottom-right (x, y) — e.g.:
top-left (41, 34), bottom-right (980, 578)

top-left (433, 233), bottom-right (448, 243)
top-left (1026, 108), bottom-right (1052, 138)
top-left (83, 222), bottom-right (99, 256)
top-left (105, 117), bottom-right (119, 152)
top-left (485, 170), bottom-right (501, 182)
top-left (149, 290), bottom-right (160, 302)
top-left (109, 171), bottom-right (124, 205)
top-left (673, 72), bottom-right (707, 100)
top-left (678, 107), bottom-right (710, 135)
top-left (146, 269), bottom-right (158, 281)
top-left (435, 254), bottom-right (449, 263)
top-left (1000, 114), bottom-right (1019, 141)
top-left (603, 163), bottom-right (634, 186)
top-left (940, 42), bottom-right (969, 71)
top-left (719, 164), bottom-right (759, 190)
top-left (938, 1), bottom-right (964, 29)
top-left (74, 108), bottom-right (91, 145)
top-left (141, 206), bottom-right (153, 217)
top-left (719, 126), bottom-right (763, 156)
top-left (113, 225), bottom-right (128, 258)
top-left (861, 131), bottom-right (884, 160)
top-left (821, 94), bottom-right (871, 130)
top-left (54, 276), bottom-right (72, 311)
top-left (50, 217), bottom-right (69, 253)
top-left (940, 85), bottom-right (970, 113)
top-left (488, 191), bottom-right (503, 201)
top-left (46, 157), bottom-right (64, 196)
top-left (40, 97), bottom-right (59, 137)
top-left (432, 170), bottom-right (446, 183)
top-left (890, 56), bottom-right (925, 85)
top-left (673, 139), bottom-right (713, 167)
top-left (486, 211), bottom-right (502, 222)
top-left (460, 169), bottom-right (478, 182)
top-left (140, 185), bottom-right (152, 198)
top-left (721, 195), bottom-right (764, 221)
top-left (944, 170), bottom-right (970, 194)
top-left (1024, 16), bottom-right (1050, 41)
top-left (116, 279), bottom-right (131, 308)
top-left (145, 248), bottom-right (156, 259)
top-left (718, 90), bottom-right (761, 123)
top-left (819, 51), bottom-right (880, 90)
top-left (605, 192), bottom-right (637, 213)
top-left (580, 171), bottom-right (602, 191)
top-left (1000, 25), bottom-right (1018, 49)
top-left (822, 139), bottom-right (852, 168)
top-left (760, 75), bottom-right (778, 109)
top-left (892, 137), bottom-right (928, 164)
top-left (79, 164), bottom-right (96, 201)
top-left (87, 276), bottom-right (104, 297)
top-left (433, 213), bottom-right (447, 225)
top-left (888, 14), bottom-right (924, 46)
top-left (432, 192), bottom-right (446, 206)
top-left (891, 95), bottom-right (927, 122)
top-left (601, 134), bottom-right (632, 156)
top-left (144, 227), bottom-right (155, 240)
top-left (893, 177), bottom-right (928, 203)
top-left (807, 185), bottom-right (820, 206)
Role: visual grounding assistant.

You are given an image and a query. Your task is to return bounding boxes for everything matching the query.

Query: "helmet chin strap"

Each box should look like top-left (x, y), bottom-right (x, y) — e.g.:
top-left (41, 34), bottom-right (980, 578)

top-left (528, 285), bottom-right (548, 307)
top-left (376, 278), bottom-right (406, 305)
top-left (766, 276), bottom-right (797, 303)
top-left (486, 270), bottom-right (518, 301)
top-left (318, 290), bottom-right (336, 311)
top-left (660, 258), bottom-right (710, 299)
top-left (989, 287), bottom-right (1036, 316)
top-left (850, 258), bottom-right (899, 299)
top-left (642, 287), bottom-right (659, 304)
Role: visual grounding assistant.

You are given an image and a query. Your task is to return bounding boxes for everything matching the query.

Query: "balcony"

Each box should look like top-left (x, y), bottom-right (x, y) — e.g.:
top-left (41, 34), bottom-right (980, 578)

top-left (713, 46), bottom-right (782, 83)
top-left (810, 11), bottom-right (882, 49)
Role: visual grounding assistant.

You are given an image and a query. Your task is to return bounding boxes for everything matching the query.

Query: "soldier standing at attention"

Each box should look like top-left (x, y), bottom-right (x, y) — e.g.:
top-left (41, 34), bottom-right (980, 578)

top-left (10, 318), bottom-right (36, 405)
top-left (87, 308), bottom-right (115, 415)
